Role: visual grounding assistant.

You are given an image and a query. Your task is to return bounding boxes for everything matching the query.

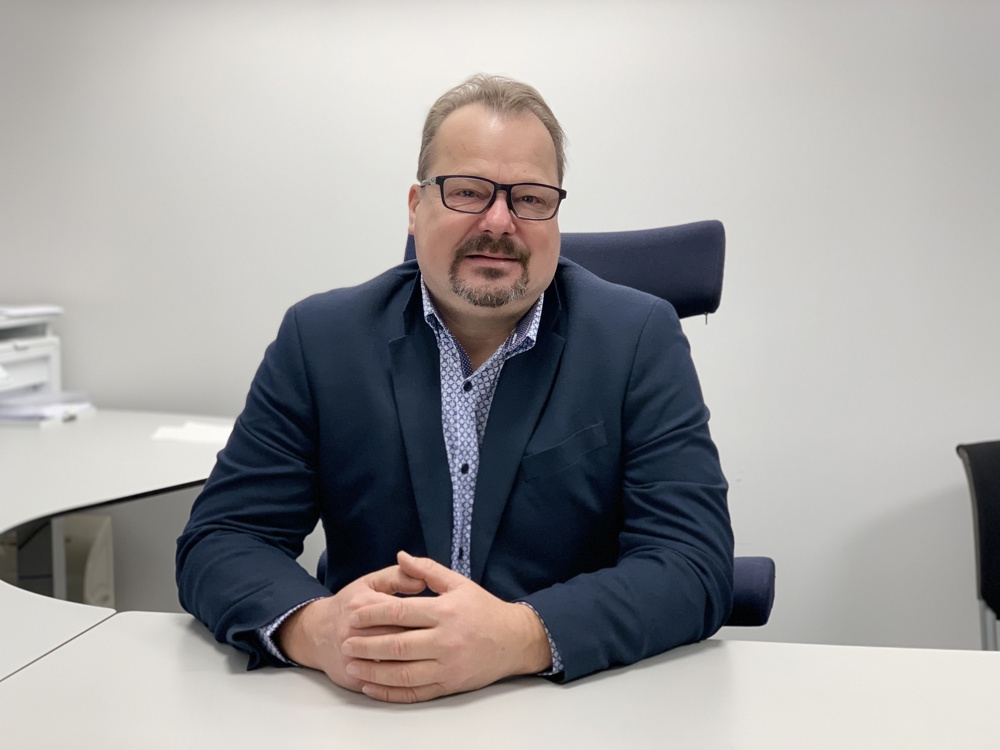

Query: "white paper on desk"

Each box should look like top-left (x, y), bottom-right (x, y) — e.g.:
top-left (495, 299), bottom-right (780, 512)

top-left (151, 421), bottom-right (233, 446)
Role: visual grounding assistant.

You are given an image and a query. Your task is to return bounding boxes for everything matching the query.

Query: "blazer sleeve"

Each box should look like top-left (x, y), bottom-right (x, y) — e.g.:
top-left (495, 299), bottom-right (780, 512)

top-left (175, 304), bottom-right (333, 669)
top-left (521, 300), bottom-right (734, 682)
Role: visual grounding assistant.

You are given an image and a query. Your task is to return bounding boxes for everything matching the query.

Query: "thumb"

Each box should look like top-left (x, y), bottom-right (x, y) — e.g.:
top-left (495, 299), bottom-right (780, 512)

top-left (397, 550), bottom-right (465, 594)
top-left (364, 561), bottom-right (427, 596)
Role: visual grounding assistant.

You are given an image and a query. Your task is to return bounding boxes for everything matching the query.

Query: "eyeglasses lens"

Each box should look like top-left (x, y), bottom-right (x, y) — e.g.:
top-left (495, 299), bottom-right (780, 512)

top-left (440, 177), bottom-right (559, 220)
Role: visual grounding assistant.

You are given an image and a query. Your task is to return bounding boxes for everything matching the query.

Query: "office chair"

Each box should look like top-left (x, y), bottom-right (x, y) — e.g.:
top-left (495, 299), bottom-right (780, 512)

top-left (317, 220), bottom-right (775, 628)
top-left (956, 440), bottom-right (1000, 650)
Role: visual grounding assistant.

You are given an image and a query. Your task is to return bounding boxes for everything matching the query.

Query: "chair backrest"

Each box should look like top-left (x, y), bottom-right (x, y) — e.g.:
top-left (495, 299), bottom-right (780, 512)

top-left (403, 220), bottom-right (725, 319)
top-left (956, 441), bottom-right (1000, 615)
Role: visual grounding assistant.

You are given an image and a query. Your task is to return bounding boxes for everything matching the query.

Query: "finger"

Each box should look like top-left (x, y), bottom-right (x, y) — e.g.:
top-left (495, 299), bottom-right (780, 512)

top-left (342, 627), bottom-right (439, 662)
top-left (396, 550), bottom-right (466, 595)
top-left (350, 597), bottom-right (438, 630)
top-left (361, 681), bottom-right (446, 704)
top-left (346, 657), bottom-right (442, 690)
top-left (364, 563), bottom-right (427, 596)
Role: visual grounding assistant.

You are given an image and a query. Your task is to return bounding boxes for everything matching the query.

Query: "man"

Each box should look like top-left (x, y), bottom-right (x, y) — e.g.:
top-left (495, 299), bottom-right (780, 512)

top-left (176, 74), bottom-right (733, 704)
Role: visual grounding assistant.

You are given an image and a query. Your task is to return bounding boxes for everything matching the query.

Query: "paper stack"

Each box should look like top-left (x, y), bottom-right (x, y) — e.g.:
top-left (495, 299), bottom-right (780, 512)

top-left (0, 391), bottom-right (95, 427)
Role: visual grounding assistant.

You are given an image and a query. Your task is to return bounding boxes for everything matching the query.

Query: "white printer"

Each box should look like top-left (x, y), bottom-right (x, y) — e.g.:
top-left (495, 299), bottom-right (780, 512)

top-left (0, 305), bottom-right (63, 398)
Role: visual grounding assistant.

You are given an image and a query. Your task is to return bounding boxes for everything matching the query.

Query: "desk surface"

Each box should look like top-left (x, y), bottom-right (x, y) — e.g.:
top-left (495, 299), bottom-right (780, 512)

top-left (0, 582), bottom-right (113, 680)
top-left (3, 412), bottom-right (1000, 746)
top-left (0, 409), bottom-right (230, 526)
top-left (0, 612), bottom-right (998, 748)
top-left (0, 409), bottom-right (229, 679)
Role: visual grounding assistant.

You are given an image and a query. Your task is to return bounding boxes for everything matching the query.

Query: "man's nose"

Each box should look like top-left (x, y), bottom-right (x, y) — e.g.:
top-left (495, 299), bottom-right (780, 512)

top-left (478, 190), bottom-right (516, 234)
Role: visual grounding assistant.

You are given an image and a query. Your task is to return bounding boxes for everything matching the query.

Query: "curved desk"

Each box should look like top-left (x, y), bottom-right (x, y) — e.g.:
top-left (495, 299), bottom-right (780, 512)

top-left (0, 409), bottom-right (229, 679)
top-left (2, 411), bottom-right (1000, 746)
top-left (1, 614), bottom-right (999, 747)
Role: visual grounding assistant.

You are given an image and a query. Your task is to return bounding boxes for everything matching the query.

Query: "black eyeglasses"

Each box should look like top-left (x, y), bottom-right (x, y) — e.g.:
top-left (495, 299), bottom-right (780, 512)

top-left (419, 175), bottom-right (567, 221)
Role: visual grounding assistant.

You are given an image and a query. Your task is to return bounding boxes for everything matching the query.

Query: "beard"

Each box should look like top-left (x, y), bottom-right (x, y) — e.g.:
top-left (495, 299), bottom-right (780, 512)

top-left (448, 235), bottom-right (530, 308)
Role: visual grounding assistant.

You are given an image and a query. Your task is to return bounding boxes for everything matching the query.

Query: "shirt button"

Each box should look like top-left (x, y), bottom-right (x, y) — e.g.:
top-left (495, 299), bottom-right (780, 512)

top-left (463, 381), bottom-right (472, 392)
top-left (460, 463), bottom-right (469, 474)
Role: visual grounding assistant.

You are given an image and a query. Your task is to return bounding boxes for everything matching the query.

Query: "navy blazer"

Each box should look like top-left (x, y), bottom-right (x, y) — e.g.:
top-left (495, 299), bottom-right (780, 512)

top-left (176, 258), bottom-right (733, 682)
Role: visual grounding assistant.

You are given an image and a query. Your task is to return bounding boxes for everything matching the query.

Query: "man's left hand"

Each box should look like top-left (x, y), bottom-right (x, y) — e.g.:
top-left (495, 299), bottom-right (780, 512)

top-left (341, 550), bottom-right (552, 703)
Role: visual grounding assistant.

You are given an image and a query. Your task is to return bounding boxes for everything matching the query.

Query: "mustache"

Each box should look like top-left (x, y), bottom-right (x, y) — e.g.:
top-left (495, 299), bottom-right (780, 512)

top-left (455, 235), bottom-right (529, 263)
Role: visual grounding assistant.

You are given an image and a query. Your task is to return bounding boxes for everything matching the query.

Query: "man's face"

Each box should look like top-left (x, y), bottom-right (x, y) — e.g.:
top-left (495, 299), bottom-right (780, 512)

top-left (408, 104), bottom-right (561, 326)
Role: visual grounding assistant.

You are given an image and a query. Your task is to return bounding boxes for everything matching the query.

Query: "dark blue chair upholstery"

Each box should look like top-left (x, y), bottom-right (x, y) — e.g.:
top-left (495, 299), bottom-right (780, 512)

top-left (729, 556), bottom-right (776, 627)
top-left (956, 440), bottom-right (1000, 649)
top-left (318, 221), bottom-right (775, 628)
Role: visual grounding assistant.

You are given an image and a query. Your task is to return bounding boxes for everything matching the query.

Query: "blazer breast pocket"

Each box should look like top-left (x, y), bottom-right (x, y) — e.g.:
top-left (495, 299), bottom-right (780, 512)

top-left (520, 421), bottom-right (609, 481)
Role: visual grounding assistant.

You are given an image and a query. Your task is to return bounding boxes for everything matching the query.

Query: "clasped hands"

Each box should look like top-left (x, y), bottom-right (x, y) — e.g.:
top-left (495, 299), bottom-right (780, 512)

top-left (276, 550), bottom-right (552, 703)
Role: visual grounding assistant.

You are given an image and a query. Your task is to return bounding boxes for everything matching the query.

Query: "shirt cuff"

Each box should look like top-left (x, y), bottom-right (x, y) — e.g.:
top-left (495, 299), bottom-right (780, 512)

top-left (517, 601), bottom-right (564, 676)
top-left (257, 598), bottom-right (324, 665)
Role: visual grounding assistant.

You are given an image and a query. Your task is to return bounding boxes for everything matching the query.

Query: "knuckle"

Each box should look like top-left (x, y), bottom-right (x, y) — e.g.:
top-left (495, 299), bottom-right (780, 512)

top-left (396, 664), bottom-right (413, 687)
top-left (390, 635), bottom-right (408, 660)
top-left (435, 599), bottom-right (457, 620)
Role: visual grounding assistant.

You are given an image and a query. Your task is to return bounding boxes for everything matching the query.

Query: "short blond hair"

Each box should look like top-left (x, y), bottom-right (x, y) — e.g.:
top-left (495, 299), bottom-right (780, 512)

top-left (417, 74), bottom-right (566, 185)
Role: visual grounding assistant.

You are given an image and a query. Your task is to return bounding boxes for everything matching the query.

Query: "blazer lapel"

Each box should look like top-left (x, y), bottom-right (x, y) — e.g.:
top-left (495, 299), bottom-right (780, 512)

top-left (388, 305), bottom-right (453, 568)
top-left (469, 301), bottom-right (566, 583)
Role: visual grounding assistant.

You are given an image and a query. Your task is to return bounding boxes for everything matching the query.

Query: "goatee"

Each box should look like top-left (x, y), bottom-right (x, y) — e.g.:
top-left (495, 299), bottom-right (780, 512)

top-left (449, 235), bottom-right (530, 308)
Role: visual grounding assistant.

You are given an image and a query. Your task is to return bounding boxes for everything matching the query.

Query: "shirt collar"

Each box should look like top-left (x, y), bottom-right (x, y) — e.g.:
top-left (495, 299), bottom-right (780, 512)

top-left (420, 276), bottom-right (544, 354)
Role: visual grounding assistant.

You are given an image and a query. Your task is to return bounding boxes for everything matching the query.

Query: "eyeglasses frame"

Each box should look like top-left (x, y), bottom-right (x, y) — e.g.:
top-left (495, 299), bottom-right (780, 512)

top-left (418, 174), bottom-right (567, 221)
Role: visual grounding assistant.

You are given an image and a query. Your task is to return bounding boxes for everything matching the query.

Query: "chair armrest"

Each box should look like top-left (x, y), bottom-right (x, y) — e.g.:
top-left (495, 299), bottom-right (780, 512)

top-left (726, 556), bottom-right (776, 627)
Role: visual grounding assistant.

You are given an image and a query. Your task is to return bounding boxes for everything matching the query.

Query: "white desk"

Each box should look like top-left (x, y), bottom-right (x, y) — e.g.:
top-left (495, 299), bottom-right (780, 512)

top-left (0, 410), bottom-right (229, 679)
top-left (0, 409), bottom-right (228, 522)
top-left (3, 411), bottom-right (1000, 745)
top-left (0, 612), bottom-right (998, 748)
top-left (0, 581), bottom-right (112, 681)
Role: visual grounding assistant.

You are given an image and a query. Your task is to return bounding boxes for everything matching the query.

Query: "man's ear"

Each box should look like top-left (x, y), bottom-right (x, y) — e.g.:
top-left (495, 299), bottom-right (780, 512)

top-left (407, 184), bottom-right (421, 234)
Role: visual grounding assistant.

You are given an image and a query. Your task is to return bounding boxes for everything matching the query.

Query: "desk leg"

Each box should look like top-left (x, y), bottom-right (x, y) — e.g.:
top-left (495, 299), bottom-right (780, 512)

top-left (50, 516), bottom-right (67, 600)
top-left (980, 602), bottom-right (998, 651)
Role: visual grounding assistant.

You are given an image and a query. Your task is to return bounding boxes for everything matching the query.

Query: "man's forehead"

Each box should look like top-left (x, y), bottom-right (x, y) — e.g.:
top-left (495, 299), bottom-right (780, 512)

top-left (431, 104), bottom-right (558, 177)
top-left (437, 103), bottom-right (544, 136)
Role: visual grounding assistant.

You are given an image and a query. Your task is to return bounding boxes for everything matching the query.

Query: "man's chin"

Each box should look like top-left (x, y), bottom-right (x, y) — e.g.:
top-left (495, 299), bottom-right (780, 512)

top-left (451, 279), bottom-right (528, 309)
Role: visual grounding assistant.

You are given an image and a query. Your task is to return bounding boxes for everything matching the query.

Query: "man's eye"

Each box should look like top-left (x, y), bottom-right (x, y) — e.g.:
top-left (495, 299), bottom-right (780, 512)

top-left (517, 194), bottom-right (547, 206)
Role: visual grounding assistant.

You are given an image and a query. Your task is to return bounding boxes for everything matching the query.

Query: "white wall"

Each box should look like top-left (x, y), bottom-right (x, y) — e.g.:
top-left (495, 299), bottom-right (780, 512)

top-left (2, 1), bottom-right (998, 649)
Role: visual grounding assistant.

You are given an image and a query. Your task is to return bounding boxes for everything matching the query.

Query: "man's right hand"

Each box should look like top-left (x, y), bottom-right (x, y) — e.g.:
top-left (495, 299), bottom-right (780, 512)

top-left (275, 564), bottom-right (428, 692)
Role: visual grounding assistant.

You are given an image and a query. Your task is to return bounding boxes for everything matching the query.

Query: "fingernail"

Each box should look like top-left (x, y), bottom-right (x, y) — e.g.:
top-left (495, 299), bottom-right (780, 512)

top-left (341, 641), bottom-right (353, 656)
top-left (346, 662), bottom-right (360, 676)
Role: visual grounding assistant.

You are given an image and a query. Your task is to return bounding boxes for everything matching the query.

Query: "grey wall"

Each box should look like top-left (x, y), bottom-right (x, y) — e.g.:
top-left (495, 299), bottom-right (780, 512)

top-left (2, 1), bottom-right (998, 648)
